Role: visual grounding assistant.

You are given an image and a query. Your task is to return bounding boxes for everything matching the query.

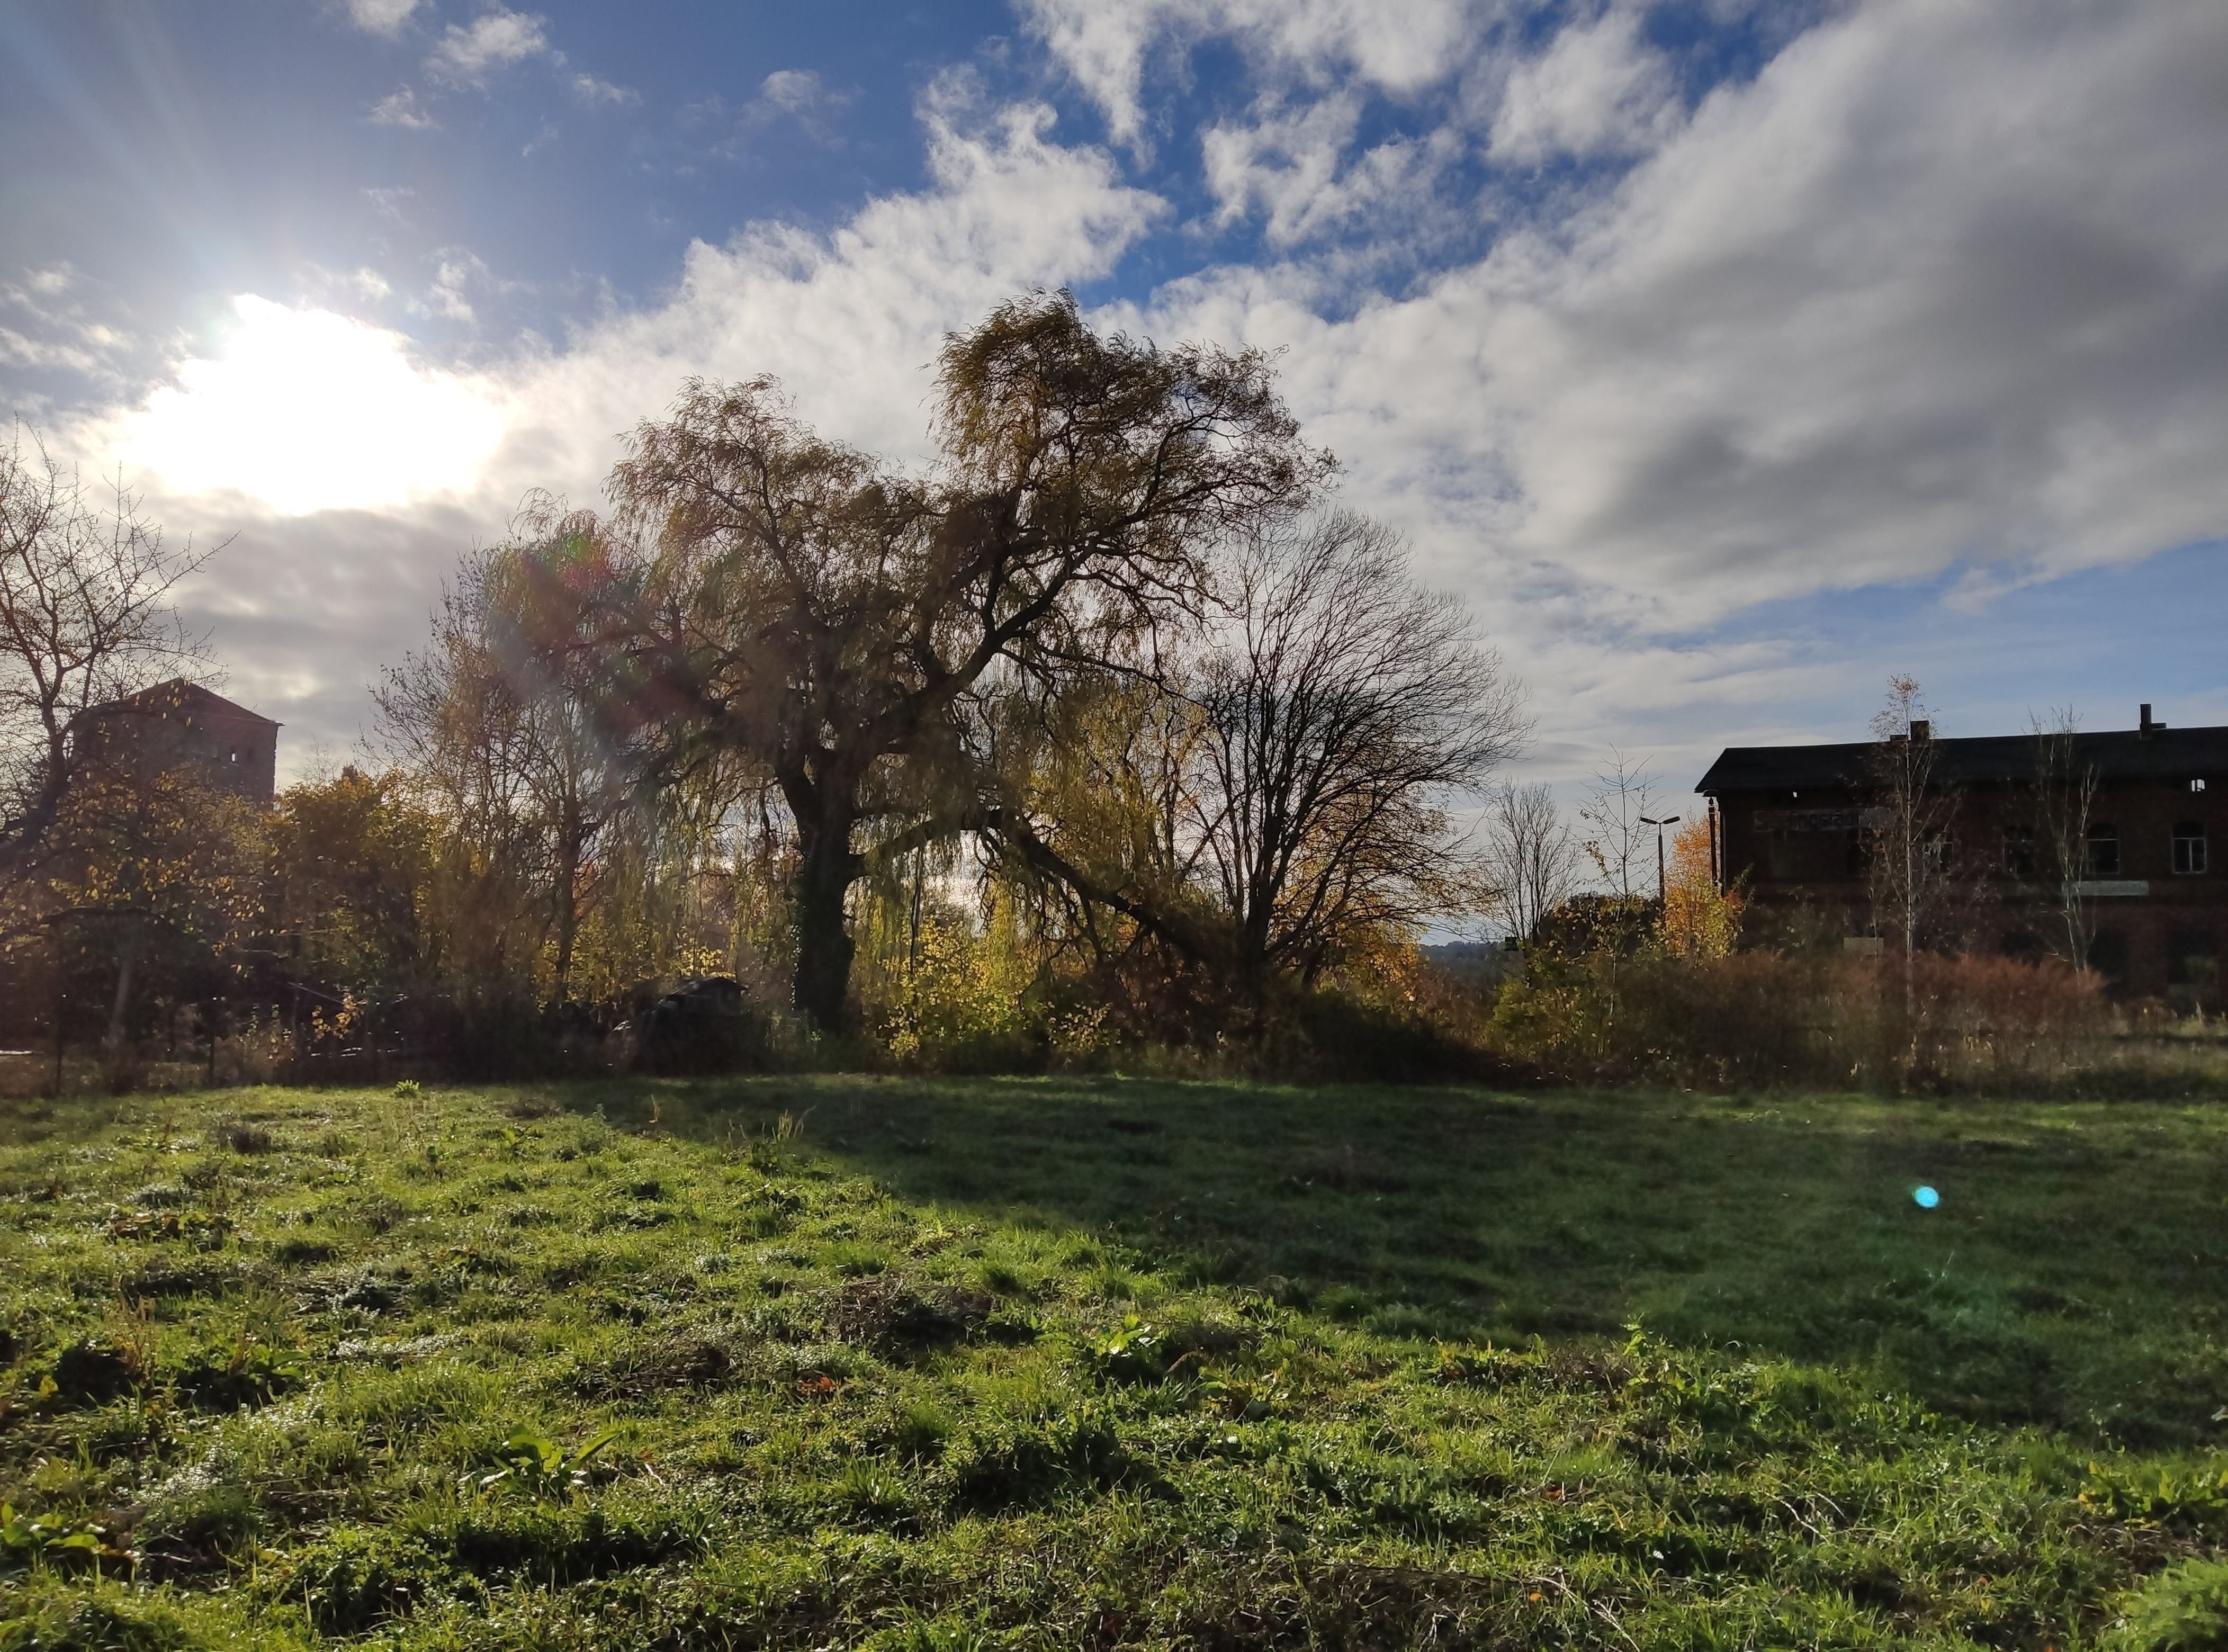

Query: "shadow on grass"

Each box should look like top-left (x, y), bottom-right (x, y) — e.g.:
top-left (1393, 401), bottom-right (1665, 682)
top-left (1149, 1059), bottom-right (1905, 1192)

top-left (8, 1073), bottom-right (2218, 1446)
top-left (555, 1072), bottom-right (2228, 1447)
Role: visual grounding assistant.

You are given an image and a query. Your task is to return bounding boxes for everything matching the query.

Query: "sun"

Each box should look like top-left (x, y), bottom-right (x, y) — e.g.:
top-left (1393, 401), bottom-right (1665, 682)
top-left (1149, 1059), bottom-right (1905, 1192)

top-left (119, 295), bottom-right (506, 516)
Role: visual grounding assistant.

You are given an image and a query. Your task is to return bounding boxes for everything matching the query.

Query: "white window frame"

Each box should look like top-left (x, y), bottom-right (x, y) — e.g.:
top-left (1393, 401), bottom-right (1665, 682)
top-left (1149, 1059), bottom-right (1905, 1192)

top-left (2172, 824), bottom-right (2208, 876)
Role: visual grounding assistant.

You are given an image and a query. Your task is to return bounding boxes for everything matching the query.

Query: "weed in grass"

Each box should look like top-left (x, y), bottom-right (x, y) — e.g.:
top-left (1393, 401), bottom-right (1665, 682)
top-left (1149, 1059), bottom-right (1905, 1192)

top-left (885, 1400), bottom-right (955, 1462)
top-left (0, 1502), bottom-right (125, 1568)
top-left (973, 1259), bottom-right (1031, 1298)
top-left (460, 1427), bottom-right (616, 1498)
top-left (832, 1458), bottom-right (915, 1525)
top-left (1081, 1314), bottom-right (1174, 1385)
top-left (824, 1240), bottom-right (892, 1277)
top-left (2116, 1556), bottom-right (2228, 1650)
top-left (743, 1110), bottom-right (808, 1173)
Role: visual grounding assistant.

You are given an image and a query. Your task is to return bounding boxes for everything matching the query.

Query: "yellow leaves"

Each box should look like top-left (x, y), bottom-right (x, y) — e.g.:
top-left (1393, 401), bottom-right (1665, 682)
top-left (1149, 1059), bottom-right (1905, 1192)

top-left (1660, 818), bottom-right (1741, 960)
top-left (877, 910), bottom-right (1031, 1057)
top-left (306, 991), bottom-right (365, 1045)
top-left (42, 768), bottom-right (265, 947)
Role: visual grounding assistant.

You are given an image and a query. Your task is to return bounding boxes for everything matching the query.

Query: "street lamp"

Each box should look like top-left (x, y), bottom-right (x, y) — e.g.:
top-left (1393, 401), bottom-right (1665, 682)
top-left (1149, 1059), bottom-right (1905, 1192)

top-left (1640, 815), bottom-right (1682, 902)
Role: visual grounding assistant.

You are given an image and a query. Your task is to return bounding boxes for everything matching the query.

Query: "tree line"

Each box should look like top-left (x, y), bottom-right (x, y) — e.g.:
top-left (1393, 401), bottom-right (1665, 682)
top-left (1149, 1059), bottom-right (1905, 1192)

top-left (1, 295), bottom-right (1539, 1078)
top-left (8, 298), bottom-right (2103, 1092)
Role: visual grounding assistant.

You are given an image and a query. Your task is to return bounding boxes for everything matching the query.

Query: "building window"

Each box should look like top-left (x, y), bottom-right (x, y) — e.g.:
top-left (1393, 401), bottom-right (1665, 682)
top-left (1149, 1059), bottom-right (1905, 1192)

top-left (2173, 822), bottom-right (2208, 875)
top-left (1843, 827), bottom-right (1870, 877)
top-left (2086, 823), bottom-right (2120, 877)
top-left (1766, 828), bottom-right (1804, 882)
top-left (2001, 825), bottom-right (2037, 879)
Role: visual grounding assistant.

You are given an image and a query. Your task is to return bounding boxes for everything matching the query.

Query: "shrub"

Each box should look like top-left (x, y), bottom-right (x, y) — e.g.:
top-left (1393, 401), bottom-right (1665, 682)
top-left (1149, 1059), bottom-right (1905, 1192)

top-left (1490, 944), bottom-right (2114, 1091)
top-left (872, 914), bottom-right (1035, 1071)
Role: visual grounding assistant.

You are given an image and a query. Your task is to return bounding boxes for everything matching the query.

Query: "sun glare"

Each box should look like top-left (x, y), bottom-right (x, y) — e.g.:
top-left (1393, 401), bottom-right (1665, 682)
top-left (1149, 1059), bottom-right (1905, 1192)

top-left (119, 295), bottom-right (505, 516)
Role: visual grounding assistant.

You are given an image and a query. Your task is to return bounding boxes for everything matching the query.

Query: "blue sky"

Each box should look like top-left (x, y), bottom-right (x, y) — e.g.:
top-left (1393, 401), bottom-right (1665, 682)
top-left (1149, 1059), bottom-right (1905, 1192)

top-left (3, 0), bottom-right (2224, 804)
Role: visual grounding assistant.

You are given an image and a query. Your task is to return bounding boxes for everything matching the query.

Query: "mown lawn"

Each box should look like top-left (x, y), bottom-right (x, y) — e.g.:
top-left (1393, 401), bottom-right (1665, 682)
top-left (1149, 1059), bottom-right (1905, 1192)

top-left (3, 1077), bottom-right (2226, 1649)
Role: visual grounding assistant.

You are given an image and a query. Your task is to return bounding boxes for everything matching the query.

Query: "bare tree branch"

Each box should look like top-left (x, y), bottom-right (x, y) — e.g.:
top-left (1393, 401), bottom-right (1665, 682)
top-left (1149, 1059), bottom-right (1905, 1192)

top-left (0, 423), bottom-right (225, 869)
top-left (1481, 779), bottom-right (1582, 944)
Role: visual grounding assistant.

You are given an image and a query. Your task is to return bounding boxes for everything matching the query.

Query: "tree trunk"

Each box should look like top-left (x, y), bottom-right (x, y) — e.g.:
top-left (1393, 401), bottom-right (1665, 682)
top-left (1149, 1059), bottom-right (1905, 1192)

top-left (104, 927), bottom-right (140, 1055)
top-left (1903, 830), bottom-right (1916, 1025)
top-left (1234, 910), bottom-right (1274, 1037)
top-left (793, 806), bottom-right (862, 1031)
top-left (553, 811), bottom-right (582, 1006)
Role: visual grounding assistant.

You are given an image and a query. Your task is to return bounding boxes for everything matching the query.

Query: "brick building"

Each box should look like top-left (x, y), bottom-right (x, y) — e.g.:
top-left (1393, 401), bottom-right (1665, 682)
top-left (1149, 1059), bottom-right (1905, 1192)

top-left (1696, 705), bottom-right (2228, 1004)
top-left (69, 679), bottom-right (281, 805)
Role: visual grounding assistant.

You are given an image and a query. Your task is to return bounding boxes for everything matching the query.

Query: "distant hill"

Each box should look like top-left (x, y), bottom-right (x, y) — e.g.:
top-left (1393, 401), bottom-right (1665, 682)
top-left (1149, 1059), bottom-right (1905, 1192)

top-left (1419, 940), bottom-right (1522, 984)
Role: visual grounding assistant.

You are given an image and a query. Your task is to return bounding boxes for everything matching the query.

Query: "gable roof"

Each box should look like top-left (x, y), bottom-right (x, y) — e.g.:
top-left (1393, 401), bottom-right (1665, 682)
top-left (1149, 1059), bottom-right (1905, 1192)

top-left (1696, 724), bottom-right (2228, 794)
top-left (80, 678), bottom-right (280, 728)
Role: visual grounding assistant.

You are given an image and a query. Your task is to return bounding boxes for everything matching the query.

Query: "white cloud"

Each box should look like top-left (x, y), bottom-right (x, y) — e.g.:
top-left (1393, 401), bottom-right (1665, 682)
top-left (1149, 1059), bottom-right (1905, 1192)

top-left (1202, 92), bottom-right (1457, 248)
top-left (1018, 0), bottom-right (1490, 153)
top-left (426, 8), bottom-right (549, 85)
top-left (1488, 6), bottom-right (1681, 164)
top-left (369, 86), bottom-right (436, 128)
top-left (723, 69), bottom-right (853, 149)
top-left (70, 3), bottom-right (2228, 773)
top-left (416, 250), bottom-right (523, 325)
top-left (89, 80), bottom-right (1163, 757)
top-left (362, 185), bottom-right (417, 222)
top-left (1122, 0), bottom-right (2228, 644)
top-left (570, 72), bottom-right (637, 107)
top-left (0, 325), bottom-right (102, 376)
top-left (428, 262), bottom-right (476, 322)
top-left (344, 0), bottom-right (420, 37)
top-left (757, 69), bottom-right (830, 116)
top-left (487, 75), bottom-right (1165, 489)
top-left (1486, 0), bottom-right (2228, 609)
top-left (0, 267), bottom-right (136, 392)
top-left (299, 263), bottom-right (396, 309)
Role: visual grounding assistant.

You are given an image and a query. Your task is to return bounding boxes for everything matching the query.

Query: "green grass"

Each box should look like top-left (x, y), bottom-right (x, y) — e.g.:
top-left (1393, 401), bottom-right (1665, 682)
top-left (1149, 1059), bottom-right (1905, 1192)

top-left (689, 1077), bottom-right (2228, 1446)
top-left (1, 1076), bottom-right (2225, 1649)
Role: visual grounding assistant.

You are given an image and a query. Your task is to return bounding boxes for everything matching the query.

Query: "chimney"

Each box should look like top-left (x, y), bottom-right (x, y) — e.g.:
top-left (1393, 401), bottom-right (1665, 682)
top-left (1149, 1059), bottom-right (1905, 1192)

top-left (2141, 703), bottom-right (2166, 739)
top-left (1909, 719), bottom-right (1931, 742)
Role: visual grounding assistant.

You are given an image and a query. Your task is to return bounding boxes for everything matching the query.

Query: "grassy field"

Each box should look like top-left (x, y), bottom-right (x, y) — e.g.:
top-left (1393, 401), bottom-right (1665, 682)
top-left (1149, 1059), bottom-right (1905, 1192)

top-left (3, 1077), bottom-right (2227, 1649)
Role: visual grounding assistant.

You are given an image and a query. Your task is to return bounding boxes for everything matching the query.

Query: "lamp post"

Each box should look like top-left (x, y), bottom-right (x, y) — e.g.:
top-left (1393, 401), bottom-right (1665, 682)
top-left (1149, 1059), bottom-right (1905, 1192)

top-left (1640, 815), bottom-right (1682, 902)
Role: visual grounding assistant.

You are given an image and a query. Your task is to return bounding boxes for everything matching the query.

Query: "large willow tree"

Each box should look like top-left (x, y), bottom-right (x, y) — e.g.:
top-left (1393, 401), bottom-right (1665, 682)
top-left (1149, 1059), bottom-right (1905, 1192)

top-left (565, 292), bottom-right (1327, 1029)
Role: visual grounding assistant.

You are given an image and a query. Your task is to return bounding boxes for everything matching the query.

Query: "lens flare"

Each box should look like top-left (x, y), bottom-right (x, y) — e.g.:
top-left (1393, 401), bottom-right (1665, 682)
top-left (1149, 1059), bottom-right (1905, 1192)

top-left (1913, 1185), bottom-right (1940, 1208)
top-left (118, 295), bottom-right (505, 515)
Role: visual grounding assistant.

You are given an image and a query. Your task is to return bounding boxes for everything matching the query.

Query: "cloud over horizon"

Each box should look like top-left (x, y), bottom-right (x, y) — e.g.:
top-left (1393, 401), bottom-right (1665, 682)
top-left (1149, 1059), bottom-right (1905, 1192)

top-left (10, 0), bottom-right (2228, 781)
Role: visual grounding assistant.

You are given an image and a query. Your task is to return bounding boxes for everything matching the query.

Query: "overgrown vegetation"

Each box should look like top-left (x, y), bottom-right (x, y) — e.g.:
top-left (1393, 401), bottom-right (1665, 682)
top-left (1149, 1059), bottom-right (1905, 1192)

top-left (1, 296), bottom-right (1534, 1082)
top-left (3, 1079), bottom-right (2227, 1648)
top-left (0, 305), bottom-right (2209, 1099)
top-left (1487, 947), bottom-right (2146, 1092)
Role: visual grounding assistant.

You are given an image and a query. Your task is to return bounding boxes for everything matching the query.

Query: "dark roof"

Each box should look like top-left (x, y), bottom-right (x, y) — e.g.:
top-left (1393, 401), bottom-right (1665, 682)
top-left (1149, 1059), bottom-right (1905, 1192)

top-left (1696, 724), bottom-right (2228, 794)
top-left (80, 678), bottom-right (280, 728)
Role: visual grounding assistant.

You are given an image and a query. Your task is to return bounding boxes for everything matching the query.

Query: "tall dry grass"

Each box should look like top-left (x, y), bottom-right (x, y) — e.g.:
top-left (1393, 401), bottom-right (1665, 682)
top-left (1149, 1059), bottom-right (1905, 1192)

top-left (1486, 946), bottom-right (2164, 1093)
